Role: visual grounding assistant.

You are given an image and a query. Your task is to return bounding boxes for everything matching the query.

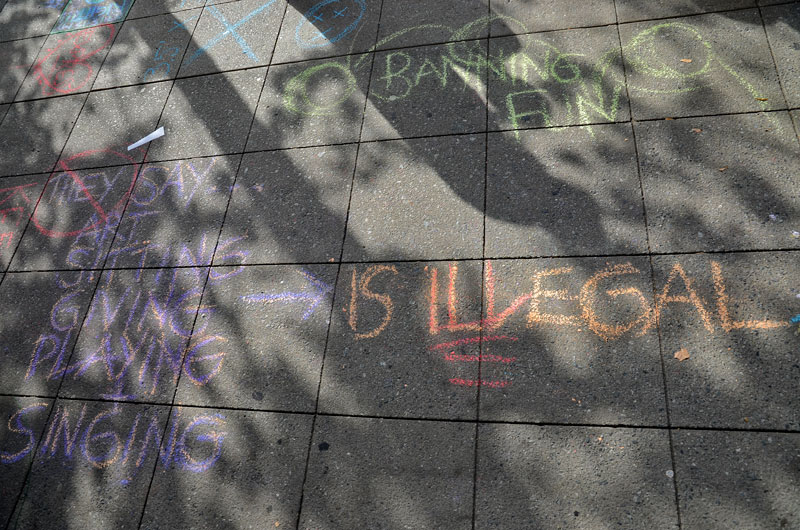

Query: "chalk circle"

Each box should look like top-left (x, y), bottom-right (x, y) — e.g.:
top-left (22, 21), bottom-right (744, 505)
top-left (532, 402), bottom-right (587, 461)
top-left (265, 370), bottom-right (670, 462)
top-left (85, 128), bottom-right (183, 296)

top-left (625, 23), bottom-right (712, 80)
top-left (295, 0), bottom-right (366, 49)
top-left (32, 149), bottom-right (139, 238)
top-left (283, 61), bottom-right (357, 116)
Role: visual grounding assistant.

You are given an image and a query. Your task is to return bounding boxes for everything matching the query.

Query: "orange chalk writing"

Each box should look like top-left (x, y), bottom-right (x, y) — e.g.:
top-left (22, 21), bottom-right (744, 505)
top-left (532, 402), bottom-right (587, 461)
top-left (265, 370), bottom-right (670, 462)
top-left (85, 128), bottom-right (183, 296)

top-left (711, 261), bottom-right (788, 331)
top-left (655, 263), bottom-right (714, 332)
top-left (527, 267), bottom-right (581, 327)
top-left (349, 265), bottom-right (398, 339)
top-left (579, 263), bottom-right (655, 341)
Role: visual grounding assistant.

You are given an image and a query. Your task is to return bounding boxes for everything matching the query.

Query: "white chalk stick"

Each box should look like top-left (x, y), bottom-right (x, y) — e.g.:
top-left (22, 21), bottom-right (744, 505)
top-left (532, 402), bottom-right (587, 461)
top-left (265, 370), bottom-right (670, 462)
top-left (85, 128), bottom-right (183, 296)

top-left (127, 126), bottom-right (165, 151)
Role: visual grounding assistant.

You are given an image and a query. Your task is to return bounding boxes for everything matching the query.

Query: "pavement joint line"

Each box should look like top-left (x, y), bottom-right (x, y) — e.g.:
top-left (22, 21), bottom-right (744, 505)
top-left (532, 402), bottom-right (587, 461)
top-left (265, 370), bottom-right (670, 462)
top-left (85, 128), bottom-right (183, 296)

top-left (13, 245), bottom-right (800, 267)
top-left (471, 4), bottom-right (495, 524)
top-left (611, 4), bottom-right (682, 523)
top-left (0, 0), bottom-right (242, 46)
top-left (292, 0), bottom-right (387, 526)
top-left (5, 0), bottom-right (798, 47)
top-left (14, 5), bottom-right (207, 527)
top-left (614, 0), bottom-right (800, 26)
top-left (2, 391), bottom-right (797, 434)
top-left (2, 3), bottom-right (799, 526)
top-left (125, 0), bottom-right (290, 526)
top-left (0, 37), bottom-right (128, 524)
top-left (4, 246), bottom-right (800, 275)
top-left (4, 106), bottom-right (799, 181)
top-left (757, 2), bottom-right (800, 149)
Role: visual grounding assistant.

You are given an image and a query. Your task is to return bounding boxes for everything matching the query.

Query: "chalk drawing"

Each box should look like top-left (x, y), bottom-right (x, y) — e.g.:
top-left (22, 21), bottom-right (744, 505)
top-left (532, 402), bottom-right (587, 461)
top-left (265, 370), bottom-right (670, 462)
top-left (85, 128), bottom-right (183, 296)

top-left (183, 0), bottom-right (277, 67)
top-left (241, 269), bottom-right (333, 320)
top-left (295, 0), bottom-right (366, 48)
top-left (32, 24), bottom-right (115, 96)
top-left (52, 0), bottom-right (133, 33)
top-left (283, 16), bottom-right (776, 138)
top-left (340, 260), bottom-right (791, 389)
top-left (0, 402), bottom-right (226, 481)
top-left (31, 149), bottom-right (139, 238)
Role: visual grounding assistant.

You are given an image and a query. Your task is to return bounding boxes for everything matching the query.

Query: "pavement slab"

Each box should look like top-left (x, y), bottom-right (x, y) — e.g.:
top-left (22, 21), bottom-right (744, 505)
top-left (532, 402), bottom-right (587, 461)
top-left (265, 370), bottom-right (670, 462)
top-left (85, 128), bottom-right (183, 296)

top-left (175, 264), bottom-right (336, 412)
top-left (654, 252), bottom-right (800, 430)
top-left (361, 40), bottom-right (488, 140)
top-left (762, 3), bottom-right (800, 109)
top-left (377, 0), bottom-right (489, 49)
top-left (0, 173), bottom-right (47, 270)
top-left (150, 68), bottom-right (265, 160)
top-left (475, 424), bottom-right (679, 529)
top-left (247, 54), bottom-right (372, 150)
top-left (343, 135), bottom-right (485, 261)
top-left (0, 94), bottom-right (85, 177)
top-left (8, 399), bottom-right (170, 530)
top-left (9, 163), bottom-right (139, 271)
top-left (673, 430), bottom-right (800, 529)
top-left (0, 271), bottom-right (97, 396)
top-left (176, 0), bottom-right (287, 77)
top-left (94, 9), bottom-right (203, 89)
top-left (0, 36), bottom-right (45, 104)
top-left (299, 416), bottom-right (476, 529)
top-left (620, 10), bottom-right (785, 119)
top-left (0, 396), bottom-right (55, 528)
top-left (272, 0), bottom-right (382, 63)
top-left (487, 25), bottom-right (629, 133)
top-left (141, 407), bottom-right (312, 529)
top-left (616, 0), bottom-right (756, 22)
top-left (477, 257), bottom-right (667, 425)
top-left (58, 81), bottom-right (173, 169)
top-left (320, 261), bottom-right (483, 419)
top-left (108, 155), bottom-right (239, 268)
top-left (217, 145), bottom-right (355, 264)
top-left (16, 23), bottom-right (119, 101)
top-left (127, 0), bottom-right (207, 20)
top-left (0, 0), bottom-right (62, 42)
top-left (635, 112), bottom-right (800, 253)
top-left (1, 1), bottom-right (799, 527)
top-left (485, 124), bottom-right (648, 258)
top-left (489, 0), bottom-right (617, 36)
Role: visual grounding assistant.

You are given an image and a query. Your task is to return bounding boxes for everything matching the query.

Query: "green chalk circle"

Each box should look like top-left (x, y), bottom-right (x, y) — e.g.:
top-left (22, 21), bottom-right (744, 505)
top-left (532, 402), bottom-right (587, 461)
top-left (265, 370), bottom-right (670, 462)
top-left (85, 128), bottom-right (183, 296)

top-left (283, 62), bottom-right (357, 116)
top-left (625, 23), bottom-right (713, 81)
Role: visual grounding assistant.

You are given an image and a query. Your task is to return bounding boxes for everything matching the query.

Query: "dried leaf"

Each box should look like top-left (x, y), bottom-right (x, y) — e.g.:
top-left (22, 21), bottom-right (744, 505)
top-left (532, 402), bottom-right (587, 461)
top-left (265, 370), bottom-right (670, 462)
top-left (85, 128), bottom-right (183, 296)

top-left (680, 58), bottom-right (693, 63)
top-left (674, 348), bottom-right (690, 361)
top-left (691, 128), bottom-right (702, 133)
top-left (665, 117), bottom-right (674, 120)
top-left (718, 166), bottom-right (729, 172)
top-left (755, 97), bottom-right (768, 101)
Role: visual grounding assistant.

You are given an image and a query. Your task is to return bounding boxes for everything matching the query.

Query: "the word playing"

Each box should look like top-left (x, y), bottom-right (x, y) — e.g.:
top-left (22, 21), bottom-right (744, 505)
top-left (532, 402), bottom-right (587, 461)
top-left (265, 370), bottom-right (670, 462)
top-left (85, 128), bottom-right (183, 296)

top-left (25, 155), bottom-right (248, 401)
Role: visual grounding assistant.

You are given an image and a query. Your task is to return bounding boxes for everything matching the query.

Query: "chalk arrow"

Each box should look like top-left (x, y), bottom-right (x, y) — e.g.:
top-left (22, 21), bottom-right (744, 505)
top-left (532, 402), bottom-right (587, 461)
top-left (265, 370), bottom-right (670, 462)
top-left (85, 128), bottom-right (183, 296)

top-left (241, 269), bottom-right (333, 320)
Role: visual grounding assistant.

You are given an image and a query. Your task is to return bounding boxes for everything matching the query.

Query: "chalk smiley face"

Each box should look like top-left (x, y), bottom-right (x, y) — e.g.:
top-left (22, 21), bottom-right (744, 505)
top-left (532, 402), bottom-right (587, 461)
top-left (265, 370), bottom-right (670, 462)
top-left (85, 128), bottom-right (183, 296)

top-left (295, 0), bottom-right (367, 49)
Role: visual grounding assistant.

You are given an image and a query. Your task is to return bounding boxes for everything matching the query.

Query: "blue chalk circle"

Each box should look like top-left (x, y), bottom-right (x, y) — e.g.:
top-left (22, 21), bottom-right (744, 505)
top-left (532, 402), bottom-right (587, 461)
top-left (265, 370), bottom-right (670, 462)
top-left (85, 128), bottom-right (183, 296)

top-left (295, 0), bottom-right (366, 48)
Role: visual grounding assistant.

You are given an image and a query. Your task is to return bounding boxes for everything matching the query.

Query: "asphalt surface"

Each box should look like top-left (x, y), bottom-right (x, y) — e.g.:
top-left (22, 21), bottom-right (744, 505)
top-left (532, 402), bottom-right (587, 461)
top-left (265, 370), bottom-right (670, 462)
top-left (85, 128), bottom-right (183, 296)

top-left (0, 0), bottom-right (799, 528)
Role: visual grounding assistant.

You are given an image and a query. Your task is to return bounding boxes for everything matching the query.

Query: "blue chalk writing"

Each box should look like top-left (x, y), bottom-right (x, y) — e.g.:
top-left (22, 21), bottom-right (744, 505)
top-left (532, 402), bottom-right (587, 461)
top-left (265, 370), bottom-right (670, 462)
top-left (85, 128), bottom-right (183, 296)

top-left (295, 0), bottom-right (366, 49)
top-left (183, 0), bottom-right (277, 67)
top-left (241, 269), bottom-right (333, 320)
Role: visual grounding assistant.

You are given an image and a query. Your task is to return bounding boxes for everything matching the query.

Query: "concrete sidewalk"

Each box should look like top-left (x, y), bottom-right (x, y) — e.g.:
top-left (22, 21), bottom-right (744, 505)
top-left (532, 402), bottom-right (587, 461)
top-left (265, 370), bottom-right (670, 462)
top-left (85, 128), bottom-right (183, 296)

top-left (1, 0), bottom-right (799, 528)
